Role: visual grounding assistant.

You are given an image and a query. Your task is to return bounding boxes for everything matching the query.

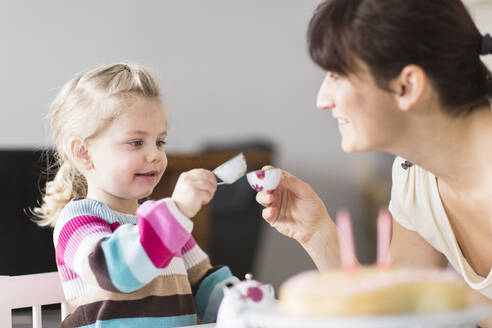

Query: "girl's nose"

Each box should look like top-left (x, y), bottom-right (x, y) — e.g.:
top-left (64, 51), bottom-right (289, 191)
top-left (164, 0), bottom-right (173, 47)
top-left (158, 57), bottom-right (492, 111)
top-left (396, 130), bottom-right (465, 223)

top-left (317, 75), bottom-right (335, 110)
top-left (147, 149), bottom-right (163, 163)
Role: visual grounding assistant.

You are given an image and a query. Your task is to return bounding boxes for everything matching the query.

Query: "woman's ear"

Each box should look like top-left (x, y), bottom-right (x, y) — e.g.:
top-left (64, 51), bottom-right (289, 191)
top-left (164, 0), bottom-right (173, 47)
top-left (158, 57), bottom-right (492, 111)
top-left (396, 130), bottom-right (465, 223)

top-left (391, 65), bottom-right (426, 112)
top-left (69, 138), bottom-right (93, 171)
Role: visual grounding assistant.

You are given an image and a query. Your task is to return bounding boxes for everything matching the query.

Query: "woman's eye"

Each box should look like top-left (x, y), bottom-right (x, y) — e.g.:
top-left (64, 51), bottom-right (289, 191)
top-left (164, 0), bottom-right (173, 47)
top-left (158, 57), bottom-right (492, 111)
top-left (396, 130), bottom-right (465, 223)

top-left (129, 140), bottom-right (143, 147)
top-left (157, 140), bottom-right (167, 148)
top-left (329, 72), bottom-right (338, 80)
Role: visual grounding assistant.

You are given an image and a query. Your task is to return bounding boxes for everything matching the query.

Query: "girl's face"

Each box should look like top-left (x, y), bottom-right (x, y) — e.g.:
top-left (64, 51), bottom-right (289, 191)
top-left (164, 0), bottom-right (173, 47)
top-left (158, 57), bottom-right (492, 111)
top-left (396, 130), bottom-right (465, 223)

top-left (317, 66), bottom-right (404, 153)
top-left (85, 98), bottom-right (168, 209)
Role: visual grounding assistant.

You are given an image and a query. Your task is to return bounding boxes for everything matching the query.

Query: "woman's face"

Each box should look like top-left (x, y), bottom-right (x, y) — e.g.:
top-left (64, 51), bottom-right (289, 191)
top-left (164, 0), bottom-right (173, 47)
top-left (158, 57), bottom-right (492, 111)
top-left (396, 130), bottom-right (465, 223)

top-left (317, 66), bottom-right (404, 153)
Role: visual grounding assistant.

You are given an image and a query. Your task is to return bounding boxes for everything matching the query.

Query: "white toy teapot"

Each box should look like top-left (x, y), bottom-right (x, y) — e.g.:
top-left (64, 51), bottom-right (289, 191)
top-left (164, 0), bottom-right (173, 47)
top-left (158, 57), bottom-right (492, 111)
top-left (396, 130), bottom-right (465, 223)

top-left (216, 273), bottom-right (275, 328)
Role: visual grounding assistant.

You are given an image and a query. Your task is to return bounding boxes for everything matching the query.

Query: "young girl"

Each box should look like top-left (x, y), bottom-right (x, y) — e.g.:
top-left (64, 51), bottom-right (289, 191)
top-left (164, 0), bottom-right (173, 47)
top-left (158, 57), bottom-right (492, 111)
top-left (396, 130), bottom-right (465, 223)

top-left (34, 62), bottom-right (238, 327)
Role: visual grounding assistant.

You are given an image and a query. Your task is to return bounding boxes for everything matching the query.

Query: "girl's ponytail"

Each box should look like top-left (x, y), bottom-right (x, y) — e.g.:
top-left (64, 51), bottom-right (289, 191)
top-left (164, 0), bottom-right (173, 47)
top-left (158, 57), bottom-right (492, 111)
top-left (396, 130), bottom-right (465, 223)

top-left (34, 160), bottom-right (87, 227)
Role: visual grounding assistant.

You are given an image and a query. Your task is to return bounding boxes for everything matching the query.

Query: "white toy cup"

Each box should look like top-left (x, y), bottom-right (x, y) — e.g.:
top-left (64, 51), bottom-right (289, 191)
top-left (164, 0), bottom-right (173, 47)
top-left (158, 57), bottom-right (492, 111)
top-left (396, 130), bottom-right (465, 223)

top-left (246, 168), bottom-right (282, 192)
top-left (213, 153), bottom-right (247, 184)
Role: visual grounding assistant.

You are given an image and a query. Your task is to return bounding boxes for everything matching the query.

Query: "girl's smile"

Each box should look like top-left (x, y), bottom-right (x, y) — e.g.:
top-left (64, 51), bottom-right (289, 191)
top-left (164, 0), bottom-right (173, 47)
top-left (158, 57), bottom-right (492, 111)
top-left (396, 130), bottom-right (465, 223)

top-left (135, 170), bottom-right (160, 182)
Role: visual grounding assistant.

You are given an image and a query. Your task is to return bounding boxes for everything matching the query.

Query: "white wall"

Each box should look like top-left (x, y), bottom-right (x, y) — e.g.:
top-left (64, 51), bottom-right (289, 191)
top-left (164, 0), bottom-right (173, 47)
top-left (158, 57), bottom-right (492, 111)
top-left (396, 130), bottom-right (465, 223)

top-left (8, 0), bottom-right (489, 289)
top-left (4, 0), bottom-right (375, 288)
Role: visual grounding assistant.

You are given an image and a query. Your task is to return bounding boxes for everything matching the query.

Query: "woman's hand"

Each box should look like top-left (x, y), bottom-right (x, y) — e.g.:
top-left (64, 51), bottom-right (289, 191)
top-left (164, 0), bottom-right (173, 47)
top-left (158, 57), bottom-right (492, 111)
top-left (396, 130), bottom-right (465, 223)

top-left (256, 167), bottom-right (340, 270)
top-left (256, 167), bottom-right (331, 245)
top-left (171, 169), bottom-right (217, 218)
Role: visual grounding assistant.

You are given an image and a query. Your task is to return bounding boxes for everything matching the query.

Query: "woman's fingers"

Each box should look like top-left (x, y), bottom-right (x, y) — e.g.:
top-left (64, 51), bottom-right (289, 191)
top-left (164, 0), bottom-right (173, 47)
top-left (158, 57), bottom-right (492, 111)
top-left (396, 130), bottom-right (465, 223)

top-left (279, 170), bottom-right (304, 191)
top-left (256, 191), bottom-right (274, 206)
top-left (262, 207), bottom-right (276, 223)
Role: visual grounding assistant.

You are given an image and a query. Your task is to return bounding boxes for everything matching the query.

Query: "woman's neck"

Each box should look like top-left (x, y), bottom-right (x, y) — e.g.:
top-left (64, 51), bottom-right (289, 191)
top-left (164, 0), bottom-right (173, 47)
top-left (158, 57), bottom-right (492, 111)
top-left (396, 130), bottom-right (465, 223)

top-left (390, 104), bottom-right (492, 193)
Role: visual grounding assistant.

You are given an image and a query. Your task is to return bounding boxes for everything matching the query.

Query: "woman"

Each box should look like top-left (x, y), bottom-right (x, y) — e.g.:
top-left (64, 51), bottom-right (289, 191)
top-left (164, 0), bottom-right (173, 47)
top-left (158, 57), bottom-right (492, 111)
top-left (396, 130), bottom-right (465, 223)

top-left (256, 0), bottom-right (492, 325)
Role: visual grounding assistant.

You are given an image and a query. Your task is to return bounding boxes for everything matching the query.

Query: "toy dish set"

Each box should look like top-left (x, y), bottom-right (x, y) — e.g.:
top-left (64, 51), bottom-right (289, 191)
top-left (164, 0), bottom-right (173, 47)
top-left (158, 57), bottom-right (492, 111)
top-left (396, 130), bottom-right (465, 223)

top-left (214, 273), bottom-right (489, 328)
top-left (214, 273), bottom-right (490, 328)
top-left (212, 153), bottom-right (281, 191)
top-left (216, 273), bottom-right (275, 328)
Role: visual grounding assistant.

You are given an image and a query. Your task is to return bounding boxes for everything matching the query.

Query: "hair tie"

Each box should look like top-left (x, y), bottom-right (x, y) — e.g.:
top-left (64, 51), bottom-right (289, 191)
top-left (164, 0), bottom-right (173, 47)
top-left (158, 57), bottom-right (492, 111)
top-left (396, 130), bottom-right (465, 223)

top-left (481, 33), bottom-right (492, 55)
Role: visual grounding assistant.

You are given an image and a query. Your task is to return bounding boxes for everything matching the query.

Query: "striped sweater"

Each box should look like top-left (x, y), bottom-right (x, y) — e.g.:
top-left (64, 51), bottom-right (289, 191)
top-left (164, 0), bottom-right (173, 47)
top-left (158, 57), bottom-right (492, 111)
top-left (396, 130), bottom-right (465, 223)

top-left (53, 197), bottom-right (238, 328)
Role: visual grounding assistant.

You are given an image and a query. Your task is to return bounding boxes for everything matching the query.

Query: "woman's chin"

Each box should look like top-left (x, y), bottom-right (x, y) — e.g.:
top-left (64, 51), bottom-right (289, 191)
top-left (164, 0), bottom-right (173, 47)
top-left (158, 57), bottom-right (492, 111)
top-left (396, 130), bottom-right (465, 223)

top-left (341, 138), bottom-right (372, 153)
top-left (342, 145), bottom-right (369, 153)
top-left (340, 141), bottom-right (357, 153)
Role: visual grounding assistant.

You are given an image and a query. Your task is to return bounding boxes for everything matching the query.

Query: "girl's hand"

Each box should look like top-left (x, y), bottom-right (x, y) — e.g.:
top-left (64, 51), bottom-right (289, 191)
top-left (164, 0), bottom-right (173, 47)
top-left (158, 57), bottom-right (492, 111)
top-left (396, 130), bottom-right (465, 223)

top-left (255, 167), bottom-right (331, 245)
top-left (171, 169), bottom-right (217, 218)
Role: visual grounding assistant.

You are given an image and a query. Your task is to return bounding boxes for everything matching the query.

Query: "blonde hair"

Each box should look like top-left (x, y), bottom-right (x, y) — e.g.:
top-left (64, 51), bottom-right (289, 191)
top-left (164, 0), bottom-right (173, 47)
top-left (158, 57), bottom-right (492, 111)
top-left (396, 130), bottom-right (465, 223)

top-left (34, 62), bottom-right (162, 227)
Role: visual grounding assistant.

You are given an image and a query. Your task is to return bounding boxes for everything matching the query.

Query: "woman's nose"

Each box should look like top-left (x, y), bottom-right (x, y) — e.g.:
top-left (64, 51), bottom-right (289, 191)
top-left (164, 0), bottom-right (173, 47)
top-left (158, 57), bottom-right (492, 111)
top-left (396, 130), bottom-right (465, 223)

top-left (316, 76), bottom-right (335, 110)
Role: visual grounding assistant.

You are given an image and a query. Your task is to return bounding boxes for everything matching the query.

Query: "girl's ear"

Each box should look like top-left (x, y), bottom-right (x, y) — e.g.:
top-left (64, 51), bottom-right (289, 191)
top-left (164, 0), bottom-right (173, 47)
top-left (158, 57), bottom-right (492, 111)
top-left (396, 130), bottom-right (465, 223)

top-left (390, 65), bottom-right (426, 112)
top-left (70, 138), bottom-right (93, 171)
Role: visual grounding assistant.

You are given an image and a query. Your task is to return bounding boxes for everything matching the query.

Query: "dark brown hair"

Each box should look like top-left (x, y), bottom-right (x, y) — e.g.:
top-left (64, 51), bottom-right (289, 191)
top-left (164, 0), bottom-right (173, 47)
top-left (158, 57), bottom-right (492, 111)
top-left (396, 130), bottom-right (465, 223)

top-left (308, 0), bottom-right (492, 116)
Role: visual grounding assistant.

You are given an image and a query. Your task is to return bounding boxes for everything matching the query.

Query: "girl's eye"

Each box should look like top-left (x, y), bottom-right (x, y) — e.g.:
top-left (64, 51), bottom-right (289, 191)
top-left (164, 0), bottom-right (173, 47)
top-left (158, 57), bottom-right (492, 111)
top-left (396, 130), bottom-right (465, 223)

top-left (129, 140), bottom-right (143, 147)
top-left (329, 72), bottom-right (338, 80)
top-left (157, 140), bottom-right (167, 148)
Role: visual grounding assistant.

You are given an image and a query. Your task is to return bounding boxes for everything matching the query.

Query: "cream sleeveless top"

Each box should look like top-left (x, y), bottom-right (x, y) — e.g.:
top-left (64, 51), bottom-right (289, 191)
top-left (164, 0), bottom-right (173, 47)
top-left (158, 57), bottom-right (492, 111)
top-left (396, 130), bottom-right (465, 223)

top-left (388, 157), bottom-right (492, 299)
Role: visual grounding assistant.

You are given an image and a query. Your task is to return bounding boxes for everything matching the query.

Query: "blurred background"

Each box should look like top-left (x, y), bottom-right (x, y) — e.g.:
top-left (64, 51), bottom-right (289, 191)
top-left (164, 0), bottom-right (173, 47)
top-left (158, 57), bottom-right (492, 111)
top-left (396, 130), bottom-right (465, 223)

top-left (2, 1), bottom-right (491, 310)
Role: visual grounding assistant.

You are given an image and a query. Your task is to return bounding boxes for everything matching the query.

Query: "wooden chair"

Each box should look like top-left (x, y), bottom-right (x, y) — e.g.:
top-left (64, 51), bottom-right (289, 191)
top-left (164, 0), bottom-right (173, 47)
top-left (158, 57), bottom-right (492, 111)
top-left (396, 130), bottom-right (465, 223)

top-left (0, 272), bottom-right (69, 328)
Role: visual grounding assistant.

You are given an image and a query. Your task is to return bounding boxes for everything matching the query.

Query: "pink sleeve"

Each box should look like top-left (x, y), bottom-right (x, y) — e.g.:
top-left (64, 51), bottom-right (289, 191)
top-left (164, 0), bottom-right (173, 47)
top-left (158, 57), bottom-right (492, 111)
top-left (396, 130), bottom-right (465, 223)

top-left (137, 198), bottom-right (194, 268)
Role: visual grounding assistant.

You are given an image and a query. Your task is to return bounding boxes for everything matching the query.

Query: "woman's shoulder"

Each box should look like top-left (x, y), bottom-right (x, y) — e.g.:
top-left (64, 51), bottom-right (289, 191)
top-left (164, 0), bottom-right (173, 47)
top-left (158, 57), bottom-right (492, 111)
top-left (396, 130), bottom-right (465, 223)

top-left (391, 157), bottom-right (435, 191)
top-left (389, 157), bottom-right (439, 230)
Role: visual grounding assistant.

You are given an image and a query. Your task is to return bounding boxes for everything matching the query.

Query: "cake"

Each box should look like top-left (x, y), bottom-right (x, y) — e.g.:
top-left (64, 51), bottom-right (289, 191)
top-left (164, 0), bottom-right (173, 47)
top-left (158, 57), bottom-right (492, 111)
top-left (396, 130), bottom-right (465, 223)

top-left (278, 267), bottom-right (467, 316)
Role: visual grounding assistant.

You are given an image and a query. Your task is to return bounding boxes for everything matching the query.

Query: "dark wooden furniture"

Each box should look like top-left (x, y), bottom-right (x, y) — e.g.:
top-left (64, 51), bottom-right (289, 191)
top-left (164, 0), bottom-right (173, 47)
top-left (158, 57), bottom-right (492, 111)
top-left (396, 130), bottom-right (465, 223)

top-left (1, 145), bottom-right (273, 278)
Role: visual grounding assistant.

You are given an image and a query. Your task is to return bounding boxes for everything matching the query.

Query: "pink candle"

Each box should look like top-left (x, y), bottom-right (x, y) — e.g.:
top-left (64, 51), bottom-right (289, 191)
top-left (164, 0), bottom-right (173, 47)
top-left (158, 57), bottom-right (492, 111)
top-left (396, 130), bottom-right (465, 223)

top-left (336, 209), bottom-right (358, 272)
top-left (376, 209), bottom-right (392, 269)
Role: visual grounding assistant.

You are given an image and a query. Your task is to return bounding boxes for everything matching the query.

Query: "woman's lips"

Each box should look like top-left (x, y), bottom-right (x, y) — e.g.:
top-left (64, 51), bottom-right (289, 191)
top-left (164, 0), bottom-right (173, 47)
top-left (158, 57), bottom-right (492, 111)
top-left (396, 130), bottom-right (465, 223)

top-left (336, 118), bottom-right (350, 126)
